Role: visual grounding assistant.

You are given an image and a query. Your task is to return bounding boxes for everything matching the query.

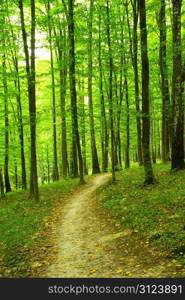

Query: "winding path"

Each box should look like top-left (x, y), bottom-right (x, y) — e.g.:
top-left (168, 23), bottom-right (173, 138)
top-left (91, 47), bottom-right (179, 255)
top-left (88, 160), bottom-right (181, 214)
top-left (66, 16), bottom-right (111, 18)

top-left (46, 174), bottom-right (168, 278)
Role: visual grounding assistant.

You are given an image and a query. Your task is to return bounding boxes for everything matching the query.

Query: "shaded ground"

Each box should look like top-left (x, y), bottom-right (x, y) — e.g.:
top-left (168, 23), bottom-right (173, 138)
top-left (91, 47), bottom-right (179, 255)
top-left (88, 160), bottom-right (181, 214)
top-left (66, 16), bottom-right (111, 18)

top-left (44, 174), bottom-right (172, 278)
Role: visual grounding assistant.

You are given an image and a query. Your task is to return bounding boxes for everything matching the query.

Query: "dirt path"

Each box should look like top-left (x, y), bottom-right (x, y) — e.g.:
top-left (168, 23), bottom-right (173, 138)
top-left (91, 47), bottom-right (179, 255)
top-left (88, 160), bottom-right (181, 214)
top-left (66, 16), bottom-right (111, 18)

top-left (46, 174), bottom-right (169, 278)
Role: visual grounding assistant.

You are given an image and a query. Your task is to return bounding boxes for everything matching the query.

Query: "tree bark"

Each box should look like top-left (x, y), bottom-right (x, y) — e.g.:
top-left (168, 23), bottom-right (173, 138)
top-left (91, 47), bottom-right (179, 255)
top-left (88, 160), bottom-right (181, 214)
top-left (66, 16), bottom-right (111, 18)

top-left (19, 0), bottom-right (39, 200)
top-left (68, 0), bottom-right (85, 184)
top-left (124, 62), bottom-right (130, 169)
top-left (88, 0), bottom-right (100, 174)
top-left (127, 0), bottom-right (143, 166)
top-left (9, 18), bottom-right (27, 190)
top-left (80, 80), bottom-right (88, 175)
top-left (52, 22), bottom-right (68, 177)
top-left (158, 0), bottom-right (170, 163)
top-left (14, 57), bottom-right (27, 190)
top-left (0, 169), bottom-right (5, 199)
top-left (138, 0), bottom-right (155, 184)
top-left (106, 0), bottom-right (116, 182)
top-left (171, 0), bottom-right (184, 170)
top-left (60, 38), bottom-right (68, 178)
top-left (46, 148), bottom-right (50, 183)
top-left (2, 52), bottom-right (12, 193)
top-left (98, 11), bottom-right (109, 172)
top-left (47, 1), bottom-right (59, 181)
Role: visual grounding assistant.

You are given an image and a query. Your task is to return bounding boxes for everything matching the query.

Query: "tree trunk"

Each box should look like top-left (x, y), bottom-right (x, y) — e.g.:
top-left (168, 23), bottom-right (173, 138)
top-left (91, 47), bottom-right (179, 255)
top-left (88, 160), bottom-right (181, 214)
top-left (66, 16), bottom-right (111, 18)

top-left (127, 1), bottom-right (143, 166)
top-left (124, 65), bottom-right (130, 169)
top-left (19, 0), bottom-right (39, 200)
top-left (46, 148), bottom-right (50, 183)
top-left (2, 53), bottom-right (12, 193)
top-left (80, 81), bottom-right (88, 175)
top-left (158, 0), bottom-right (170, 163)
top-left (0, 169), bottom-right (5, 199)
top-left (14, 57), bottom-right (27, 190)
top-left (8, 11), bottom-right (27, 190)
top-left (14, 160), bottom-right (18, 190)
top-left (106, 0), bottom-right (115, 182)
top-left (88, 0), bottom-right (100, 174)
top-left (47, 1), bottom-right (59, 181)
top-left (151, 117), bottom-right (156, 164)
top-left (58, 30), bottom-right (68, 178)
top-left (68, 0), bottom-right (85, 184)
top-left (138, 0), bottom-right (155, 184)
top-left (9, 17), bottom-right (27, 190)
top-left (98, 11), bottom-right (109, 173)
top-left (171, 0), bottom-right (184, 170)
top-left (30, 0), bottom-right (39, 199)
top-left (114, 73), bottom-right (120, 170)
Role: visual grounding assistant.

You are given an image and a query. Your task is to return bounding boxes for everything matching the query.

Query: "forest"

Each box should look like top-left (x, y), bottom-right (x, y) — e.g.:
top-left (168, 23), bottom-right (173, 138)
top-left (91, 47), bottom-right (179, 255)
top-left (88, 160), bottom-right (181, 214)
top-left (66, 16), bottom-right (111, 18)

top-left (0, 0), bottom-right (185, 278)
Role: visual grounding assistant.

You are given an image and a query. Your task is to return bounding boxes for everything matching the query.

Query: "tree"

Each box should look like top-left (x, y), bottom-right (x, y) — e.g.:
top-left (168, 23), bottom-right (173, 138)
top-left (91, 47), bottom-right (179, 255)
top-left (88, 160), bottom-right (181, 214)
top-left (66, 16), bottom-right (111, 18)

top-left (19, 0), bottom-right (39, 200)
top-left (47, 1), bottom-right (59, 181)
top-left (67, 0), bottom-right (85, 184)
top-left (88, 0), bottom-right (100, 174)
top-left (138, 0), bottom-right (155, 184)
top-left (0, 168), bottom-right (5, 199)
top-left (106, 0), bottom-right (115, 182)
top-left (7, 6), bottom-right (27, 190)
top-left (129, 0), bottom-right (143, 166)
top-left (123, 52), bottom-right (130, 169)
top-left (2, 52), bottom-right (12, 193)
top-left (171, 0), bottom-right (184, 170)
top-left (98, 9), bottom-right (109, 173)
top-left (12, 54), bottom-right (27, 190)
top-left (158, 0), bottom-right (170, 163)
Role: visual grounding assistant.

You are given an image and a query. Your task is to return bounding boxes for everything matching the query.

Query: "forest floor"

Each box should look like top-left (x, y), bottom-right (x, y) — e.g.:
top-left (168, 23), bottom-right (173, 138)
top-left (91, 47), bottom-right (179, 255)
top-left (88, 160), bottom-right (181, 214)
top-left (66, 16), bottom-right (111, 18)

top-left (44, 173), bottom-right (166, 278)
top-left (43, 168), bottom-right (185, 278)
top-left (1, 164), bottom-right (185, 278)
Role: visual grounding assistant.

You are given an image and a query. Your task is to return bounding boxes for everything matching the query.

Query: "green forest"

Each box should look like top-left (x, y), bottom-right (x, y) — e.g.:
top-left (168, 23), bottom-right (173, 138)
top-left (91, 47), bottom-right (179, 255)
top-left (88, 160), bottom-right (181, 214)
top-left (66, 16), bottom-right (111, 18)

top-left (0, 0), bottom-right (185, 278)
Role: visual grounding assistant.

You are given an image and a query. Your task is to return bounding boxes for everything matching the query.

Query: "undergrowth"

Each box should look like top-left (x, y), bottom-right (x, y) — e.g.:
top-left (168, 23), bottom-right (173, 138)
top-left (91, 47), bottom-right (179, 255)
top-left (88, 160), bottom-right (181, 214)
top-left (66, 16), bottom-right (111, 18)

top-left (98, 163), bottom-right (185, 277)
top-left (0, 178), bottom-right (81, 277)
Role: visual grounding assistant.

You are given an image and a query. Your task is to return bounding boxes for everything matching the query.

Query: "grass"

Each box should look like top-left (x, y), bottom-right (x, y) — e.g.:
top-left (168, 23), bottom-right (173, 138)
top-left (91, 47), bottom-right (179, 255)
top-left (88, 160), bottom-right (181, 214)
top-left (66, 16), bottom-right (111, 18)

top-left (97, 163), bottom-right (185, 277)
top-left (0, 177), bottom-right (83, 278)
top-left (1, 165), bottom-right (185, 278)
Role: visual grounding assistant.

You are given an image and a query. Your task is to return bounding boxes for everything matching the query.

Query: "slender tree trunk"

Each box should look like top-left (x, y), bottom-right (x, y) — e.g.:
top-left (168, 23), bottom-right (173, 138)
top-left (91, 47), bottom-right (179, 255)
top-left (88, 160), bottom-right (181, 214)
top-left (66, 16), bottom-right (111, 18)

top-left (80, 80), bottom-right (88, 175)
top-left (151, 117), bottom-right (156, 163)
top-left (58, 31), bottom-right (68, 178)
top-left (46, 148), bottom-right (50, 183)
top-left (68, 0), bottom-right (85, 184)
top-left (7, 11), bottom-right (27, 190)
top-left (0, 169), bottom-right (5, 199)
top-left (2, 53), bottom-right (11, 193)
top-left (124, 64), bottom-right (130, 169)
top-left (47, 1), bottom-right (59, 181)
top-left (158, 0), bottom-right (170, 163)
top-left (14, 160), bottom-right (18, 190)
top-left (30, 0), bottom-right (39, 199)
top-left (88, 0), bottom-right (100, 174)
top-left (127, 1), bottom-right (143, 166)
top-left (138, 0), bottom-right (154, 184)
top-left (121, 29), bottom-right (130, 169)
top-left (19, 0), bottom-right (39, 200)
top-left (14, 57), bottom-right (27, 190)
top-left (55, 21), bottom-right (77, 178)
top-left (52, 23), bottom-right (68, 177)
top-left (106, 0), bottom-right (115, 181)
top-left (98, 11), bottom-right (109, 172)
top-left (171, 0), bottom-right (184, 170)
top-left (117, 20), bottom-right (124, 170)
top-left (114, 73), bottom-right (120, 170)
top-left (157, 120), bottom-right (161, 160)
